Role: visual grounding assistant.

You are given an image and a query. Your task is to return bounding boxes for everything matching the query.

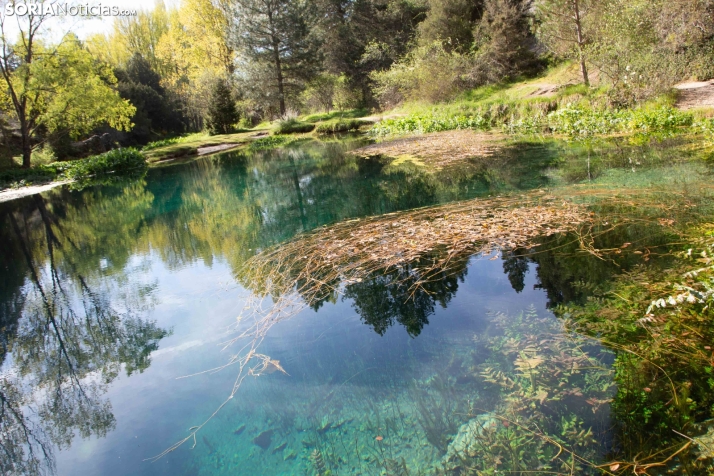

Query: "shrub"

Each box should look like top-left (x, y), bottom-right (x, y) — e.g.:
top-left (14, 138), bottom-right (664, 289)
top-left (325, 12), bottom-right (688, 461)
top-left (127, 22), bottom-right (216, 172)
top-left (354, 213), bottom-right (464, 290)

top-left (300, 74), bottom-right (338, 112)
top-left (61, 148), bottom-right (146, 181)
top-left (370, 41), bottom-right (473, 108)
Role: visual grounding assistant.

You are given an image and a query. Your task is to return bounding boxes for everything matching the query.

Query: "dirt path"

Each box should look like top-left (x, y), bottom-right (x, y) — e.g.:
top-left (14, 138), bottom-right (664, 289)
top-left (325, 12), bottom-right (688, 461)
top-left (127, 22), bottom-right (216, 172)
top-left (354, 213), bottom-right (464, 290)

top-left (675, 80), bottom-right (714, 110)
top-left (196, 143), bottom-right (242, 156)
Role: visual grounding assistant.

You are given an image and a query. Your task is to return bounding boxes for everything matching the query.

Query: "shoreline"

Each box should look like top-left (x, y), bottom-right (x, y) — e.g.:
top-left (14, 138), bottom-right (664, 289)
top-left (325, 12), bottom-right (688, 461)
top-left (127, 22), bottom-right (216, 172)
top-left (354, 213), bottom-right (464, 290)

top-left (0, 180), bottom-right (70, 203)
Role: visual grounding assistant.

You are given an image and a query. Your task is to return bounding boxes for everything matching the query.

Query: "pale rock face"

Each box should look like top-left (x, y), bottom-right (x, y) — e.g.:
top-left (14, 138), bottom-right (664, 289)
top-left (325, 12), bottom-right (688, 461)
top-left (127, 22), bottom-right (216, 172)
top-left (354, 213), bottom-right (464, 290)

top-left (441, 413), bottom-right (498, 471)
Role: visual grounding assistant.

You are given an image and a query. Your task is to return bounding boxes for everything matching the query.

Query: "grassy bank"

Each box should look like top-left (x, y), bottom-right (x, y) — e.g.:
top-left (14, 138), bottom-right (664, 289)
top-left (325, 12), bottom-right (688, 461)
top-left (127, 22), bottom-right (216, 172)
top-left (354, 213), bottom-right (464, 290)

top-left (0, 148), bottom-right (147, 191)
top-left (369, 64), bottom-right (713, 141)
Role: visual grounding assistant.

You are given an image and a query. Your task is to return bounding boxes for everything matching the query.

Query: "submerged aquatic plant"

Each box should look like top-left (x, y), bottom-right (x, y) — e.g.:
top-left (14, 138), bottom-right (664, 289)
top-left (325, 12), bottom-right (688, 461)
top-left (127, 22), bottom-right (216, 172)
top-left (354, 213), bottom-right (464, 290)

top-left (439, 306), bottom-right (614, 475)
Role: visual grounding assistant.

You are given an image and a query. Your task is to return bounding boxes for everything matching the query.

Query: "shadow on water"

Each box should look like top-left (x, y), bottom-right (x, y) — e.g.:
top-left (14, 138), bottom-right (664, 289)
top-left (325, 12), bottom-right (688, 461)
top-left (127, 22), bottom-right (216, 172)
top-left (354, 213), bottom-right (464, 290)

top-left (1, 137), bottom-right (713, 475)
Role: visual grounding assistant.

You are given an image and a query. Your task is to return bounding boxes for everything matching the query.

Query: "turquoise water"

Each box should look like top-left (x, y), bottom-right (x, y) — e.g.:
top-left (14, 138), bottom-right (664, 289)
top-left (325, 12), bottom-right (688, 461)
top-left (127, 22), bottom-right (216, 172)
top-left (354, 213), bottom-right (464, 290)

top-left (0, 139), bottom-right (707, 475)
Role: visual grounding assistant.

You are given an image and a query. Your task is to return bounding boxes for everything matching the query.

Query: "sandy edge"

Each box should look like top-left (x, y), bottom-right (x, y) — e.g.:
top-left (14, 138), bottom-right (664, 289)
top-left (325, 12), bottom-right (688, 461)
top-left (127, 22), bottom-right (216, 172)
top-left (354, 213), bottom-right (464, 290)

top-left (0, 180), bottom-right (70, 203)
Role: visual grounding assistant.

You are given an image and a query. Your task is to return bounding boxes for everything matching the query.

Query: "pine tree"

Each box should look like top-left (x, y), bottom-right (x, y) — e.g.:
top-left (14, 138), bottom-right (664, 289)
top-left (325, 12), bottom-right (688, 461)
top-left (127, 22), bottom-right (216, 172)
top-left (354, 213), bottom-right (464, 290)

top-left (232, 0), bottom-right (321, 116)
top-left (205, 79), bottom-right (239, 135)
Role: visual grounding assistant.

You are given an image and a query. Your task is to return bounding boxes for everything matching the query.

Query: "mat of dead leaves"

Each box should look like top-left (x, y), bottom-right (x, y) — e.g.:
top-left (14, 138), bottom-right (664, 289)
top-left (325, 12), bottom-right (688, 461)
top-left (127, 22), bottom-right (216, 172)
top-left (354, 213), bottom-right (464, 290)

top-left (349, 130), bottom-right (504, 168)
top-left (239, 193), bottom-right (589, 307)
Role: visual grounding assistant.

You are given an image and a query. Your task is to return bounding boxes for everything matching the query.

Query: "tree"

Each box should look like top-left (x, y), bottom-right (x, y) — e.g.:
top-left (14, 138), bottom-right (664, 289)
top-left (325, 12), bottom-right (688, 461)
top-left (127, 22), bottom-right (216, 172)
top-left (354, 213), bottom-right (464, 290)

top-left (417, 0), bottom-right (484, 52)
top-left (471, 0), bottom-right (541, 84)
top-left (115, 53), bottom-right (186, 144)
top-left (111, 0), bottom-right (170, 73)
top-left (232, 0), bottom-right (321, 115)
top-left (535, 0), bottom-right (593, 86)
top-left (0, 6), bottom-right (135, 168)
top-left (205, 78), bottom-right (239, 134)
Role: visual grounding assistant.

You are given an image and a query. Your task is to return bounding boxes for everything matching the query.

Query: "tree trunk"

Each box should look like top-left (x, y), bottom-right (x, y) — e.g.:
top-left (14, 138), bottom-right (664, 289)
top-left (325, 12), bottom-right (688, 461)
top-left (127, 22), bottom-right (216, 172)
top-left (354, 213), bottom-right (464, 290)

top-left (572, 0), bottom-right (590, 86)
top-left (266, 7), bottom-right (286, 116)
top-left (273, 42), bottom-right (286, 116)
top-left (20, 120), bottom-right (32, 169)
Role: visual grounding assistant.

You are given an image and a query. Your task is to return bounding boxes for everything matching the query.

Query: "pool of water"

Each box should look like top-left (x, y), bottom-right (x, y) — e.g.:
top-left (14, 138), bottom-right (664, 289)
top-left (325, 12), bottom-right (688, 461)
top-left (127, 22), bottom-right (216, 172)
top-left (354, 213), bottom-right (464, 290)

top-left (0, 138), bottom-right (710, 475)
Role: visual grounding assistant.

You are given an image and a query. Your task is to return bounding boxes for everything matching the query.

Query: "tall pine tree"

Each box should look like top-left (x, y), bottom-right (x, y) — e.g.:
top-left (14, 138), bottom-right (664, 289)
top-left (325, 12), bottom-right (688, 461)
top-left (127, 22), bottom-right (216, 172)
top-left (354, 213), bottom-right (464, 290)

top-left (232, 0), bottom-right (321, 115)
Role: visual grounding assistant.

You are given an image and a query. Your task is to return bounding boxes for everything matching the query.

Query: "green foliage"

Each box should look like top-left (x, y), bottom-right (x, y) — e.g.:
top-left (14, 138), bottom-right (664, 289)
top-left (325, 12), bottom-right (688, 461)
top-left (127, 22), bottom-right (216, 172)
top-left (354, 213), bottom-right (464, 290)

top-left (271, 118), bottom-right (315, 135)
top-left (206, 79), bottom-right (239, 135)
top-left (314, 119), bottom-right (369, 134)
top-left (371, 112), bottom-right (489, 136)
top-left (370, 41), bottom-right (473, 108)
top-left (61, 149), bottom-right (146, 182)
top-left (249, 135), bottom-right (298, 151)
top-left (448, 306), bottom-right (613, 474)
top-left (508, 105), bottom-right (693, 138)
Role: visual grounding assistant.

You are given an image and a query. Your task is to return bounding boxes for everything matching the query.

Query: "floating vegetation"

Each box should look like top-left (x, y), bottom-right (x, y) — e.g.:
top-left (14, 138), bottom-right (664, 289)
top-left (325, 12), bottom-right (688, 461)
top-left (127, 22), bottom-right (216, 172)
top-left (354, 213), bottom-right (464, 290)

top-left (350, 130), bottom-right (502, 168)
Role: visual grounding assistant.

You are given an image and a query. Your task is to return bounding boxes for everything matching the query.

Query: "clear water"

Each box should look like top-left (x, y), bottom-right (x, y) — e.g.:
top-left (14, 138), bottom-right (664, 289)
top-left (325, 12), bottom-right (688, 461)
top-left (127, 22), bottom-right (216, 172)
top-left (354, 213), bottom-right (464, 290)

top-left (0, 139), bottom-right (707, 475)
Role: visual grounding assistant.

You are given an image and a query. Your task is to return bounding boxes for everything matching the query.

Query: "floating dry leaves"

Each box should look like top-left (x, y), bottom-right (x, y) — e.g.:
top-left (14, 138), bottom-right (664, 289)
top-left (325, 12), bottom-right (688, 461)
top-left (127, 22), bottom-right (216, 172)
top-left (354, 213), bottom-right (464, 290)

top-left (349, 130), bottom-right (503, 168)
top-left (151, 193), bottom-right (590, 460)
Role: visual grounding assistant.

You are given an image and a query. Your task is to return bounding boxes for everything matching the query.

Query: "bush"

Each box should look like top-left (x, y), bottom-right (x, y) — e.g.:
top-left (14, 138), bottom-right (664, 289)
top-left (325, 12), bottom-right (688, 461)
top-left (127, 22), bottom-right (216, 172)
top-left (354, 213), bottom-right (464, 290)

top-left (61, 148), bottom-right (146, 181)
top-left (314, 119), bottom-right (370, 134)
top-left (370, 41), bottom-right (473, 108)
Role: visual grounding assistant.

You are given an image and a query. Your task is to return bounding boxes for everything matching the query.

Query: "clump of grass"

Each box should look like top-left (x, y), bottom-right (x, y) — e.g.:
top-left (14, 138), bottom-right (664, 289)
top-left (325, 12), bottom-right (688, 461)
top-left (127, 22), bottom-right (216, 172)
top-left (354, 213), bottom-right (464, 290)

top-left (314, 118), bottom-right (370, 134)
top-left (249, 135), bottom-right (297, 151)
top-left (272, 118), bottom-right (316, 135)
top-left (62, 148), bottom-right (145, 181)
top-left (302, 108), bottom-right (369, 123)
top-left (141, 133), bottom-right (211, 151)
top-left (373, 104), bottom-right (695, 139)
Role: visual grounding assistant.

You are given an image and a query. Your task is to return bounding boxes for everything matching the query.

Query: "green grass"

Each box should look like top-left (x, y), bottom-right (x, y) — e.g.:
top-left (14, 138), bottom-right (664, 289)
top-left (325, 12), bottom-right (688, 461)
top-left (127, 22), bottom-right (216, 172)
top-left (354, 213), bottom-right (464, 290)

top-left (141, 130), bottom-right (258, 162)
top-left (314, 118), bottom-right (371, 134)
top-left (301, 108), bottom-right (369, 123)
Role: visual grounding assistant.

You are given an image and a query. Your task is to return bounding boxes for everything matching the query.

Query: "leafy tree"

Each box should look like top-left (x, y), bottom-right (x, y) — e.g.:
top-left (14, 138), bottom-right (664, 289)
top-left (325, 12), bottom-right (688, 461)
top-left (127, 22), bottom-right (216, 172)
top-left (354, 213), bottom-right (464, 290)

top-left (115, 53), bottom-right (186, 144)
top-left (232, 0), bottom-right (322, 115)
top-left (417, 0), bottom-right (484, 52)
top-left (535, 0), bottom-right (594, 86)
top-left (0, 8), bottom-right (135, 168)
top-left (111, 0), bottom-right (170, 73)
top-left (205, 78), bottom-right (239, 134)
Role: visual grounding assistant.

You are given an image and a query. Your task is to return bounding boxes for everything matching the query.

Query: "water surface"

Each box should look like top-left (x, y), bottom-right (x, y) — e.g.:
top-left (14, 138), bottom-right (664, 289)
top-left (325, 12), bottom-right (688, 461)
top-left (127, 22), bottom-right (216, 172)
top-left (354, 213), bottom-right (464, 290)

top-left (1, 138), bottom-right (710, 475)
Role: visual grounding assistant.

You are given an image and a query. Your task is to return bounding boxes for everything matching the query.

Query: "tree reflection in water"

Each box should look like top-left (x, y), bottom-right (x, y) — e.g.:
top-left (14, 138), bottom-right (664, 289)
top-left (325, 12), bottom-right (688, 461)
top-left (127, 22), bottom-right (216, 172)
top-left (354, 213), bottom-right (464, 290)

top-left (0, 189), bottom-right (169, 476)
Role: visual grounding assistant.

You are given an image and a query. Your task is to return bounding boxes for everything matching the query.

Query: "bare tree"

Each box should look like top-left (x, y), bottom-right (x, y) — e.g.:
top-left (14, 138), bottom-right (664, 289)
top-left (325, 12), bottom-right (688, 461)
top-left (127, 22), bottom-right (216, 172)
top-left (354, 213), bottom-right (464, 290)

top-left (535, 0), bottom-right (592, 86)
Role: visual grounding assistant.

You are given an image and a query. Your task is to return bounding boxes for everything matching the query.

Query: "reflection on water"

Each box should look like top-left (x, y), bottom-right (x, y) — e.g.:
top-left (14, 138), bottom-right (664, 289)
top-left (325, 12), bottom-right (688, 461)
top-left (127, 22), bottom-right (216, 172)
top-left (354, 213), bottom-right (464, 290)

top-left (0, 138), bottom-right (711, 475)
